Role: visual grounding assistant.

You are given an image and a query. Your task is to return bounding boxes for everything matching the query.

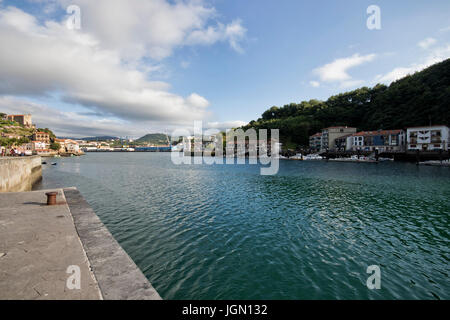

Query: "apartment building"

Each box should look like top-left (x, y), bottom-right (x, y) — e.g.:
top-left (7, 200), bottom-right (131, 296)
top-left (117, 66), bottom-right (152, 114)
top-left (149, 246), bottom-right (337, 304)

top-left (321, 126), bottom-right (357, 151)
top-left (407, 125), bottom-right (449, 151)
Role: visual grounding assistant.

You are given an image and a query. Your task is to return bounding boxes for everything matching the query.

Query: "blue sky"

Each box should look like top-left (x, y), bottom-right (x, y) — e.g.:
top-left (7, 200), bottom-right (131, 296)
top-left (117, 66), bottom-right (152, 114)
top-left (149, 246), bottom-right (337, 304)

top-left (0, 0), bottom-right (449, 137)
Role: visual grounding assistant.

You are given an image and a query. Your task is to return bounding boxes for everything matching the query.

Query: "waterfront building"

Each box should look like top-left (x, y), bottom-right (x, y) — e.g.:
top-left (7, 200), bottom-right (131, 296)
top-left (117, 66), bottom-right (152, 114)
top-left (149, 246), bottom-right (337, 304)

top-left (32, 141), bottom-right (49, 153)
top-left (309, 133), bottom-right (322, 152)
top-left (65, 139), bottom-right (80, 154)
top-left (55, 138), bottom-right (66, 153)
top-left (6, 114), bottom-right (33, 127)
top-left (350, 129), bottom-right (405, 152)
top-left (33, 131), bottom-right (50, 144)
top-left (321, 126), bottom-right (357, 151)
top-left (12, 143), bottom-right (33, 155)
top-left (334, 134), bottom-right (354, 151)
top-left (406, 125), bottom-right (449, 151)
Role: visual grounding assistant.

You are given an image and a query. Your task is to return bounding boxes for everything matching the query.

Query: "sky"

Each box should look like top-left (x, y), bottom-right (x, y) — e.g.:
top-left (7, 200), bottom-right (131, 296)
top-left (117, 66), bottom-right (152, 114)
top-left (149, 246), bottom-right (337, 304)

top-left (0, 0), bottom-right (449, 138)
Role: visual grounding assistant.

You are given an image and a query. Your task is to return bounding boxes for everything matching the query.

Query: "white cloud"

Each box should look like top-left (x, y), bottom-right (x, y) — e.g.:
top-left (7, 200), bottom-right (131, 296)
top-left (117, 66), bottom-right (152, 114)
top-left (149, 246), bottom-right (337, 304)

top-left (186, 93), bottom-right (210, 109)
top-left (180, 61), bottom-right (190, 69)
top-left (439, 26), bottom-right (450, 33)
top-left (0, 2), bottom-right (249, 137)
top-left (309, 81), bottom-right (320, 88)
top-left (57, 0), bottom-right (246, 60)
top-left (206, 121), bottom-right (247, 130)
top-left (313, 53), bottom-right (376, 82)
top-left (0, 95), bottom-right (236, 137)
top-left (186, 19), bottom-right (246, 53)
top-left (0, 6), bottom-right (216, 127)
top-left (0, 96), bottom-right (136, 137)
top-left (375, 44), bottom-right (450, 84)
top-left (418, 37), bottom-right (436, 49)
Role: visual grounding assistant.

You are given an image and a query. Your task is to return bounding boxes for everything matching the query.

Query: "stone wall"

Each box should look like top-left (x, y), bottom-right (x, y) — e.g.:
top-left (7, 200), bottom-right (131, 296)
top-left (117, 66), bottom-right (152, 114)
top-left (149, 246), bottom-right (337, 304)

top-left (0, 156), bottom-right (42, 192)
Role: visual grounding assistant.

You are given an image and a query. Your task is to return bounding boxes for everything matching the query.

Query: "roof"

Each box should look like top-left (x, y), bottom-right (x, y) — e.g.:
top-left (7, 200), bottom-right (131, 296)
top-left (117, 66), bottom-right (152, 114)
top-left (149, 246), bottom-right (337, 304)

top-left (65, 139), bottom-right (79, 144)
top-left (323, 126), bottom-right (356, 130)
top-left (353, 129), bottom-right (402, 136)
top-left (336, 134), bottom-right (354, 139)
top-left (35, 131), bottom-right (50, 135)
top-left (310, 132), bottom-right (322, 138)
top-left (406, 125), bottom-right (448, 129)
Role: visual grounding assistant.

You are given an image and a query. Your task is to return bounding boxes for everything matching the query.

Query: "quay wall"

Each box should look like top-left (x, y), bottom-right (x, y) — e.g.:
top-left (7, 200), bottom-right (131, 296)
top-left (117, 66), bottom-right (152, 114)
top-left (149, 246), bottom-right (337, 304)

top-left (0, 156), bottom-right (42, 192)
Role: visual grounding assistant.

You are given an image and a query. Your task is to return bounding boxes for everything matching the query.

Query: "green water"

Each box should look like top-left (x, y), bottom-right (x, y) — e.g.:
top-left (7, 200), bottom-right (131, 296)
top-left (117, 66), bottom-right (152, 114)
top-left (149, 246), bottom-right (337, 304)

top-left (37, 153), bottom-right (450, 299)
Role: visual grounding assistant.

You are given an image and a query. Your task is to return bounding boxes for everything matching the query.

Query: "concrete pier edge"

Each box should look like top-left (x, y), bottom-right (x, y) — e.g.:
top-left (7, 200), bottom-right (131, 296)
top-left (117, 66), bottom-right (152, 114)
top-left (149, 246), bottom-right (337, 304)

top-left (63, 187), bottom-right (162, 300)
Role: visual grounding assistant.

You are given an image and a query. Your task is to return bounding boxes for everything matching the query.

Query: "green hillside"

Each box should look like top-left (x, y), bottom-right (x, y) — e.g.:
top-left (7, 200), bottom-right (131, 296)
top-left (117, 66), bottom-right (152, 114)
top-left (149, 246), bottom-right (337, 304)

top-left (135, 133), bottom-right (170, 145)
top-left (242, 58), bottom-right (450, 147)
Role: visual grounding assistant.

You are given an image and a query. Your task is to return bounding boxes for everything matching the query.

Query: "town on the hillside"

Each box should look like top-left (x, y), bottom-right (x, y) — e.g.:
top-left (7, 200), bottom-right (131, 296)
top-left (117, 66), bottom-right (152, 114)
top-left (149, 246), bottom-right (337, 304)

top-left (0, 113), bottom-right (83, 157)
top-left (0, 113), bottom-right (173, 157)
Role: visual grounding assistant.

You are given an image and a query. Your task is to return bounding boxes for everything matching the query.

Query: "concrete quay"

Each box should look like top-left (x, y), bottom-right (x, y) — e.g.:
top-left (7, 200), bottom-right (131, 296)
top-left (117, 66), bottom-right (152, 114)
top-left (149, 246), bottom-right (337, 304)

top-left (0, 188), bottom-right (161, 300)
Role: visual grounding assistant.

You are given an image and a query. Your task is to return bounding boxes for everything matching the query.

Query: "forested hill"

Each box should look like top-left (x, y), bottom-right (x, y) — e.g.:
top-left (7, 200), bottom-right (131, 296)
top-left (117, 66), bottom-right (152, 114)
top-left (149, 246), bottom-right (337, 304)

top-left (242, 58), bottom-right (450, 146)
top-left (135, 133), bottom-right (170, 145)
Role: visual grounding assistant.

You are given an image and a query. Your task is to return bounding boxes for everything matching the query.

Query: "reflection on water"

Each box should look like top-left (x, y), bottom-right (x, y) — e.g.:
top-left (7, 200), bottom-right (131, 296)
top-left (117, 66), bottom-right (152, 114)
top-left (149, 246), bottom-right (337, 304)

top-left (37, 153), bottom-right (450, 299)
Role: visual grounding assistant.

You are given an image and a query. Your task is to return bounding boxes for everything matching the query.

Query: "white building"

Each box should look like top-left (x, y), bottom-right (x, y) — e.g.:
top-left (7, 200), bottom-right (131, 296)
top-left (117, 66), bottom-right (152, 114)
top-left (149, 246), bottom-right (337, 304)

top-left (65, 139), bottom-right (80, 153)
top-left (32, 141), bottom-right (49, 152)
top-left (407, 125), bottom-right (449, 151)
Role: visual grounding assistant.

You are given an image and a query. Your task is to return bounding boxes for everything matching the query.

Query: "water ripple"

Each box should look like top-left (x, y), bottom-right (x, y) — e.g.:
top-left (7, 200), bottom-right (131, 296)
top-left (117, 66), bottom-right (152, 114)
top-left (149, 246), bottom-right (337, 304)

top-left (37, 153), bottom-right (450, 300)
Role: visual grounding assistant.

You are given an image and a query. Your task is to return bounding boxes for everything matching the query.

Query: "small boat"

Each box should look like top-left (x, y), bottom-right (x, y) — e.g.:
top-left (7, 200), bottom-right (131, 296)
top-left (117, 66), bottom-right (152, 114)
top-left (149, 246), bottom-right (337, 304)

top-left (329, 156), bottom-right (377, 163)
top-left (304, 154), bottom-right (323, 161)
top-left (290, 153), bottom-right (303, 160)
top-left (51, 162), bottom-right (57, 166)
top-left (42, 161), bottom-right (47, 164)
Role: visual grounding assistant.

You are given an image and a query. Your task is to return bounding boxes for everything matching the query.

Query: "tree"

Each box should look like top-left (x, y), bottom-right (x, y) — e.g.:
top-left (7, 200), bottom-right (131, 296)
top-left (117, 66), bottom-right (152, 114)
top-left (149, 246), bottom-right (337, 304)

top-left (50, 142), bottom-right (61, 151)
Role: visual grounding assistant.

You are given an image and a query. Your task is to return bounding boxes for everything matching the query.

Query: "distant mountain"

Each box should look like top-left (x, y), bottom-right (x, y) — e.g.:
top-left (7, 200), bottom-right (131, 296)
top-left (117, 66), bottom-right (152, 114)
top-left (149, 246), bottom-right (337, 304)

top-left (57, 136), bottom-right (119, 141)
top-left (82, 136), bottom-right (119, 141)
top-left (135, 133), bottom-right (170, 145)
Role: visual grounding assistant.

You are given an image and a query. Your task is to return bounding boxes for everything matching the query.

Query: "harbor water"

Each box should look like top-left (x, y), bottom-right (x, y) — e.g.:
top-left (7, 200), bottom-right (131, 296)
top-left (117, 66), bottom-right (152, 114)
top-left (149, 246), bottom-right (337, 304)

top-left (36, 153), bottom-right (450, 299)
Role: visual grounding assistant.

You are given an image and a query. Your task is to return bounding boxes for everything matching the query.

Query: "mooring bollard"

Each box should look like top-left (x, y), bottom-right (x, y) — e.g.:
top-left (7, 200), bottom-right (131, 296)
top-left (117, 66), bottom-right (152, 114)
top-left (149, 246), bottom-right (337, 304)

top-left (45, 192), bottom-right (57, 205)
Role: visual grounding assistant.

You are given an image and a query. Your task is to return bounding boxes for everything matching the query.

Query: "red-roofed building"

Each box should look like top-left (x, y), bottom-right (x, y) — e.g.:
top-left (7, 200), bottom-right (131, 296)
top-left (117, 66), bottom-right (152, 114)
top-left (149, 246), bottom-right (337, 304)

top-left (349, 129), bottom-right (405, 152)
top-left (33, 131), bottom-right (50, 144)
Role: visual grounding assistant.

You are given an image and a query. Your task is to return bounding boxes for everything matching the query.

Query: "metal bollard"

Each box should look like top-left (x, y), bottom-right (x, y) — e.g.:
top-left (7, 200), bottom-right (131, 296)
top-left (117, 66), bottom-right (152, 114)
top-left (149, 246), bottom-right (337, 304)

top-left (45, 192), bottom-right (57, 205)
